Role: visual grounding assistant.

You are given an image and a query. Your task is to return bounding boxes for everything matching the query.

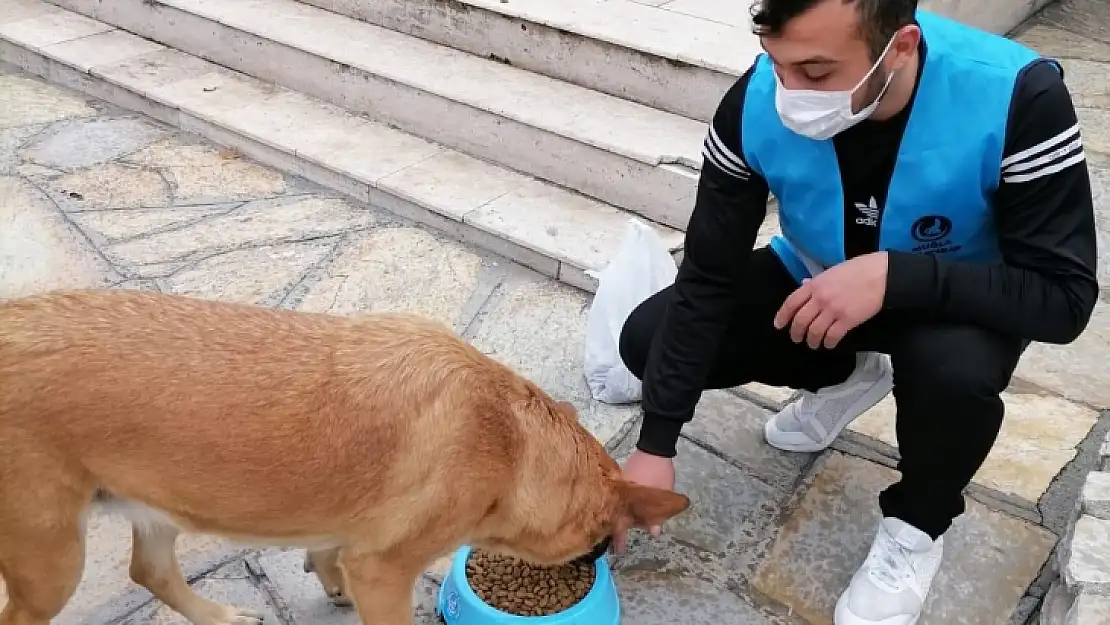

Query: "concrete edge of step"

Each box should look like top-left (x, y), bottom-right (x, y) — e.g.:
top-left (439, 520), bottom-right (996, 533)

top-left (0, 16), bottom-right (694, 296)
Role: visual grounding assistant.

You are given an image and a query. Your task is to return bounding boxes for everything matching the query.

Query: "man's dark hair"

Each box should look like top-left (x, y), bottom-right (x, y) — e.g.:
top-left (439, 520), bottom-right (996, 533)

top-left (751, 0), bottom-right (919, 60)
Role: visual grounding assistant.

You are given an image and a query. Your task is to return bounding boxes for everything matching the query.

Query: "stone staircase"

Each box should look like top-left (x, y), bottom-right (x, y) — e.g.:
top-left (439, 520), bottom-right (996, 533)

top-left (1, 0), bottom-right (1051, 293)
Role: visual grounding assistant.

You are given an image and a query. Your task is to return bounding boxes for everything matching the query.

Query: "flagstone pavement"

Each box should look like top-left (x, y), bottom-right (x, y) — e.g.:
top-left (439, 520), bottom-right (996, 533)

top-left (1, 1), bottom-right (1109, 624)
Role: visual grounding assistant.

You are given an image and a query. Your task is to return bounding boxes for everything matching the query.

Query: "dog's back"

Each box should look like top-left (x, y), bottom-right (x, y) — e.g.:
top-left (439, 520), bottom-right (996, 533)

top-left (0, 290), bottom-right (519, 541)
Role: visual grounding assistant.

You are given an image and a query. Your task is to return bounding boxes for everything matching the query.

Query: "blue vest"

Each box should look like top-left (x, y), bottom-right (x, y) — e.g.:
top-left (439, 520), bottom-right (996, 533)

top-left (741, 11), bottom-right (1046, 283)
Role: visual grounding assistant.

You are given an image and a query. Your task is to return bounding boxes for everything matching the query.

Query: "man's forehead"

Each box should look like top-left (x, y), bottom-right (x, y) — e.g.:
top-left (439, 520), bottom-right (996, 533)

top-left (759, 0), bottom-right (864, 65)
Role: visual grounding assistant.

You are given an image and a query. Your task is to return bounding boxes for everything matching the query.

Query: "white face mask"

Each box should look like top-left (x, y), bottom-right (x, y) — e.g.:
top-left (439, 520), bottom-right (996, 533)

top-left (774, 36), bottom-right (898, 141)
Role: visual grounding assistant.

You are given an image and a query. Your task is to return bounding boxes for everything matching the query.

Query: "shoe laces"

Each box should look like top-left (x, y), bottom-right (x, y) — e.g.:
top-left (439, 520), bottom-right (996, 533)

top-left (866, 529), bottom-right (914, 591)
top-left (788, 390), bottom-right (824, 437)
top-left (792, 388), bottom-right (855, 438)
top-left (794, 390), bottom-right (819, 418)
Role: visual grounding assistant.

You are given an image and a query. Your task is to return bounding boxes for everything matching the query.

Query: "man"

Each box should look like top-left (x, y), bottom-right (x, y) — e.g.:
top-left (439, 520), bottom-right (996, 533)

top-left (617, 0), bottom-right (1098, 623)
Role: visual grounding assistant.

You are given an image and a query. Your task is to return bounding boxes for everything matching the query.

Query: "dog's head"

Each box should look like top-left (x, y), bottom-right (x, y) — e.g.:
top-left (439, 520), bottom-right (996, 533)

top-left (475, 399), bottom-right (690, 566)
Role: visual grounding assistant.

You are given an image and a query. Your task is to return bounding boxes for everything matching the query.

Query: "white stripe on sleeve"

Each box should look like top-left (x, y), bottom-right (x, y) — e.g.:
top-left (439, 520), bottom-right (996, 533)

top-left (702, 125), bottom-right (751, 179)
top-left (1001, 123), bottom-right (1086, 183)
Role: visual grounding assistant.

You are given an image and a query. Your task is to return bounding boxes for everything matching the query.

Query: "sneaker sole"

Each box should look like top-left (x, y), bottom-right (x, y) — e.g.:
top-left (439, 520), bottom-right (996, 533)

top-left (766, 359), bottom-right (894, 453)
top-left (834, 591), bottom-right (921, 625)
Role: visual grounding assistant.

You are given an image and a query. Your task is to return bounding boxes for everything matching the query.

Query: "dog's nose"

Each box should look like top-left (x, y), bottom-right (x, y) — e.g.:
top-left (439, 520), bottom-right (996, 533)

top-left (571, 536), bottom-right (613, 565)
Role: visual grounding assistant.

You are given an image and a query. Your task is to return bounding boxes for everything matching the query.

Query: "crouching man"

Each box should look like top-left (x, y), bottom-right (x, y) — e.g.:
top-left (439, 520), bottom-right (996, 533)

top-left (617, 1), bottom-right (1097, 623)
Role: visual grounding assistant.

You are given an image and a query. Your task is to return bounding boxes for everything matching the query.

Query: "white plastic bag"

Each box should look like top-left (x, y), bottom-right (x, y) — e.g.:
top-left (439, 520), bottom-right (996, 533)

top-left (583, 218), bottom-right (678, 404)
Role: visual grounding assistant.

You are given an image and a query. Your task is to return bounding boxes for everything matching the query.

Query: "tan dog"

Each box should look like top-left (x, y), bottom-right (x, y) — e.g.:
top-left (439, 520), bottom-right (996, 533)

top-left (0, 290), bottom-right (689, 625)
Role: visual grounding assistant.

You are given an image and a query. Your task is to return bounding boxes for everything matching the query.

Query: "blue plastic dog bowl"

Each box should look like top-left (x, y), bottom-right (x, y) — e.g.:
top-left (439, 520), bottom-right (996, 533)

top-left (436, 546), bottom-right (620, 625)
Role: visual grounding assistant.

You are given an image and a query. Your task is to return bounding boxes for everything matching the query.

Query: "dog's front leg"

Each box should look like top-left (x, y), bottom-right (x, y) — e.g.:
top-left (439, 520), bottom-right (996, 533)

top-left (338, 549), bottom-right (421, 625)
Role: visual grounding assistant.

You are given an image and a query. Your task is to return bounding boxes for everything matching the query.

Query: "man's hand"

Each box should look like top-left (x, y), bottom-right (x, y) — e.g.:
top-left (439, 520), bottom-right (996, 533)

top-left (616, 450), bottom-right (676, 552)
top-left (773, 251), bottom-right (888, 349)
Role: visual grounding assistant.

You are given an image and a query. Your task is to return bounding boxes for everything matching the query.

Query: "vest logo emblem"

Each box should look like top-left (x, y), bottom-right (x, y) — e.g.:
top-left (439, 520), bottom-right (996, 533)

top-left (911, 215), bottom-right (953, 242)
top-left (910, 215), bottom-right (961, 256)
top-left (853, 197), bottom-right (881, 227)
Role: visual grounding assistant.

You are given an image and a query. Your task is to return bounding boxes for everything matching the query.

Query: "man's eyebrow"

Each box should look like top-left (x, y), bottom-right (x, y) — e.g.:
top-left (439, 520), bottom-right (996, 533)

top-left (759, 44), bottom-right (838, 66)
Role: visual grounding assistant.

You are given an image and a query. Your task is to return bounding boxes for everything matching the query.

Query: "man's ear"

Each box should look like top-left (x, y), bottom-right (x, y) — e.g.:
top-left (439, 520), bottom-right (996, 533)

top-left (617, 482), bottom-right (691, 528)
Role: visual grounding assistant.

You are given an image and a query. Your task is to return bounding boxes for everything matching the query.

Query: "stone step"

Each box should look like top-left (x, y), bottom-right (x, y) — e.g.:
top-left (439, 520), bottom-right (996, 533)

top-left (0, 2), bottom-right (686, 293)
top-left (296, 0), bottom-right (752, 123)
top-left (45, 0), bottom-right (706, 231)
top-left (296, 0), bottom-right (1052, 125)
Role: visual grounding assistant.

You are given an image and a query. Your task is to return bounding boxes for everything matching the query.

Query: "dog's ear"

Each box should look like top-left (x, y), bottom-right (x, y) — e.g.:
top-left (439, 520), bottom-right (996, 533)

top-left (616, 482), bottom-right (691, 529)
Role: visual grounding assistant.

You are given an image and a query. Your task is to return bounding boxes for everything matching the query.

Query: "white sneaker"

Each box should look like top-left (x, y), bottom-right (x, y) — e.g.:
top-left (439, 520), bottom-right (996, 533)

top-left (763, 352), bottom-right (892, 453)
top-left (834, 518), bottom-right (944, 625)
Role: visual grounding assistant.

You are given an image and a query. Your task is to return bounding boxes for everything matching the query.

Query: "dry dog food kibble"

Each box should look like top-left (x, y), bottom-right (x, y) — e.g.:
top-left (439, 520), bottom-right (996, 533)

top-left (465, 550), bottom-right (596, 616)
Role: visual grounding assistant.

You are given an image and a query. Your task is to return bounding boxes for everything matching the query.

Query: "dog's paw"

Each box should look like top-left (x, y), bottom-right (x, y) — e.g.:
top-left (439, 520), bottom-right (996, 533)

top-left (209, 606), bottom-right (265, 625)
top-left (327, 589), bottom-right (353, 608)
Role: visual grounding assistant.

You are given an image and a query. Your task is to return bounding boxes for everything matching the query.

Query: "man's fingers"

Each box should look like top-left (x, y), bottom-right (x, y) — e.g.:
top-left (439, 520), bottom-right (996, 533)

top-left (788, 299), bottom-right (821, 343)
top-left (650, 525), bottom-right (662, 537)
top-left (774, 283), bottom-right (812, 330)
top-left (806, 310), bottom-right (836, 349)
top-left (823, 320), bottom-right (853, 349)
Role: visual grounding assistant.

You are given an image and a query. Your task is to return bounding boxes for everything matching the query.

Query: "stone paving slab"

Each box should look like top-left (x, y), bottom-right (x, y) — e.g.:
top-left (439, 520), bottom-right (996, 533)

top-left (100, 196), bottom-right (371, 269)
top-left (1094, 168), bottom-right (1110, 299)
top-left (69, 205), bottom-right (235, 244)
top-left (682, 390), bottom-right (812, 492)
top-left (47, 162), bottom-right (174, 210)
top-left (603, 417), bottom-right (798, 624)
top-left (1071, 594), bottom-right (1110, 624)
top-left (848, 388), bottom-right (1101, 505)
top-left (467, 273), bottom-right (641, 445)
top-left (610, 532), bottom-right (785, 625)
top-left (735, 383), bottom-right (799, 412)
top-left (1014, 300), bottom-right (1110, 410)
top-left (120, 140), bottom-right (292, 203)
top-left (750, 453), bottom-right (1057, 625)
top-left (1, 125), bottom-right (47, 174)
top-left (1085, 472), bottom-right (1110, 519)
top-left (294, 227), bottom-right (486, 329)
top-left (1062, 515), bottom-right (1110, 596)
top-left (615, 570), bottom-right (775, 625)
top-left (23, 116), bottom-right (170, 170)
top-left (0, 173), bottom-right (119, 299)
top-left (157, 241), bottom-right (335, 307)
top-left (1019, 0), bottom-right (1110, 59)
top-left (255, 550), bottom-right (441, 625)
top-left (649, 438), bottom-right (783, 570)
top-left (0, 71), bottom-right (96, 128)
